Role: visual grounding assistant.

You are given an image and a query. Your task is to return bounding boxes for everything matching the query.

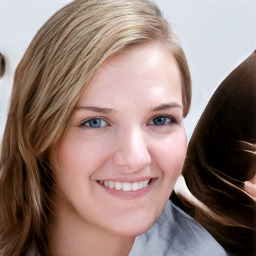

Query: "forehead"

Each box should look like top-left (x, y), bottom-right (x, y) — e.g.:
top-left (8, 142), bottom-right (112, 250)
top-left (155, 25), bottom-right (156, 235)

top-left (79, 41), bottom-right (182, 108)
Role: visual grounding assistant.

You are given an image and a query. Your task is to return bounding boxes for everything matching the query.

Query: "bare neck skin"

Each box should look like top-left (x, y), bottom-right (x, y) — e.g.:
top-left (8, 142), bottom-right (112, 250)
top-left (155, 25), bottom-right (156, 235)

top-left (48, 204), bottom-right (134, 256)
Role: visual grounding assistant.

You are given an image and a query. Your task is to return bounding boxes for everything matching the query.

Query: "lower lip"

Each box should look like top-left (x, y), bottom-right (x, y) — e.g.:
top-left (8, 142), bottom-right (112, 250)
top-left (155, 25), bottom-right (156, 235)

top-left (98, 179), bottom-right (157, 199)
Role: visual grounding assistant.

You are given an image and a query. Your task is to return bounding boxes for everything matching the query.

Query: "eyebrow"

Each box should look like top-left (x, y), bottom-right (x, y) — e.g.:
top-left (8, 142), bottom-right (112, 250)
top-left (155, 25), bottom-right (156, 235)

top-left (76, 103), bottom-right (183, 114)
top-left (149, 103), bottom-right (183, 112)
top-left (75, 106), bottom-right (117, 114)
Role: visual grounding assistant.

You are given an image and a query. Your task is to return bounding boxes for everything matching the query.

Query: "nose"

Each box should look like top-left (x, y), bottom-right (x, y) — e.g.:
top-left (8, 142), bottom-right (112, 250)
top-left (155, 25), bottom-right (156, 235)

top-left (112, 127), bottom-right (151, 171)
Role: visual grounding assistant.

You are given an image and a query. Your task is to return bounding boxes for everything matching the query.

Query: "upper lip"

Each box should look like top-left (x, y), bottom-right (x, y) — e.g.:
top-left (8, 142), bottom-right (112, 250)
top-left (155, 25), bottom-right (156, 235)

top-left (96, 176), bottom-right (156, 183)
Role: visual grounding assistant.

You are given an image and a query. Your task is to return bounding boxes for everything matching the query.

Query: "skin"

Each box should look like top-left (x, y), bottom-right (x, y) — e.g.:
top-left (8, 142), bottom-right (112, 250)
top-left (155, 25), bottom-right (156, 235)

top-left (49, 41), bottom-right (187, 256)
top-left (244, 174), bottom-right (256, 202)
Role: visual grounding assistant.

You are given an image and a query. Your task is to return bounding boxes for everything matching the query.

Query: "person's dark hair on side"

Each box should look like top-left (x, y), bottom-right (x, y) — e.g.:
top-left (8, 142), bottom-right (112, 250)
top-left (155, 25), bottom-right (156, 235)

top-left (172, 50), bottom-right (256, 256)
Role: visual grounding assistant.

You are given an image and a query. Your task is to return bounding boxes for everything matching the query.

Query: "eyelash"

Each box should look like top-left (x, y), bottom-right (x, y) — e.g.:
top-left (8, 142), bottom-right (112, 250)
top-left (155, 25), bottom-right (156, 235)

top-left (79, 115), bottom-right (178, 129)
top-left (79, 118), bottom-right (109, 128)
top-left (148, 115), bottom-right (178, 126)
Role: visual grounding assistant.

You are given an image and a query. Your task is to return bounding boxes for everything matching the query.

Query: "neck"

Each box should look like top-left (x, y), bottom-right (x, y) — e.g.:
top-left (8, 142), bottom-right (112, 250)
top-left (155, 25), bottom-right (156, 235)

top-left (48, 204), bottom-right (135, 256)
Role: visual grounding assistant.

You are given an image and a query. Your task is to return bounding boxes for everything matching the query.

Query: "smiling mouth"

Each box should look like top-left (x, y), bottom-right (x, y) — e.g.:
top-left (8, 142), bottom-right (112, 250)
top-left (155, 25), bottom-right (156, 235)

top-left (98, 179), bottom-right (152, 192)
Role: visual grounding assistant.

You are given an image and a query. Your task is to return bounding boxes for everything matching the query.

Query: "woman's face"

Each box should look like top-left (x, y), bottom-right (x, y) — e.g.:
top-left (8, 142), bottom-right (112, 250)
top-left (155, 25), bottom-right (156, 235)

top-left (50, 41), bottom-right (187, 237)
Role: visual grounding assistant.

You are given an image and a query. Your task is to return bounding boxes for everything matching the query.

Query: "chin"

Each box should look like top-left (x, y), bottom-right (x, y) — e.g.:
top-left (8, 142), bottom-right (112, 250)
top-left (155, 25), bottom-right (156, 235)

top-left (112, 224), bottom-right (153, 238)
top-left (107, 211), bottom-right (158, 237)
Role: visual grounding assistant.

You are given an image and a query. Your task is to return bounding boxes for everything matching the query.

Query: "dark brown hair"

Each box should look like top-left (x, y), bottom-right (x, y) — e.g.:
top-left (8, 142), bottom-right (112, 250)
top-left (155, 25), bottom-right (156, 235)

top-left (172, 51), bottom-right (256, 256)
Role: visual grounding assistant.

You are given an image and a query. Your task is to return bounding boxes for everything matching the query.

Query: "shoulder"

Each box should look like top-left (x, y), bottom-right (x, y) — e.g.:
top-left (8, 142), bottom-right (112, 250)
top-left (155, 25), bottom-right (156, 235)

top-left (130, 200), bottom-right (229, 256)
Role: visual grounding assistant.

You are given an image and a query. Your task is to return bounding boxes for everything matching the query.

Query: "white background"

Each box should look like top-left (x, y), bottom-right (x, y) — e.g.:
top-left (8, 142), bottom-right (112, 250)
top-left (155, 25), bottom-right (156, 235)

top-left (0, 0), bottom-right (256, 142)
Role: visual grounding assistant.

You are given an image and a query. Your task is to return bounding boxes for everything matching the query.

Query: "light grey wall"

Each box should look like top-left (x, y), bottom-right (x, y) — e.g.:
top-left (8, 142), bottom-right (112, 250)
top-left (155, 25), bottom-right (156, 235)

top-left (0, 0), bottom-right (255, 141)
top-left (155, 0), bottom-right (256, 139)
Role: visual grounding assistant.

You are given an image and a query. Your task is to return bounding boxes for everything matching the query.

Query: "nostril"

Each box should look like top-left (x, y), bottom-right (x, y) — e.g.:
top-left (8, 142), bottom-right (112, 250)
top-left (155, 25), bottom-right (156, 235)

top-left (0, 53), bottom-right (7, 78)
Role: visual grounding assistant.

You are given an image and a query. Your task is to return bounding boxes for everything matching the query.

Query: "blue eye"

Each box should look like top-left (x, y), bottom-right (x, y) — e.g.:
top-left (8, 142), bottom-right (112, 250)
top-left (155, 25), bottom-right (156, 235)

top-left (149, 116), bottom-right (176, 126)
top-left (81, 118), bottom-right (108, 128)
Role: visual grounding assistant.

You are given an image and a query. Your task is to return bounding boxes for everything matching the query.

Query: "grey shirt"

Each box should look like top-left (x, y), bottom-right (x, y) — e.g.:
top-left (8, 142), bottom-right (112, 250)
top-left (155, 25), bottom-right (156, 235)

top-left (130, 200), bottom-right (229, 256)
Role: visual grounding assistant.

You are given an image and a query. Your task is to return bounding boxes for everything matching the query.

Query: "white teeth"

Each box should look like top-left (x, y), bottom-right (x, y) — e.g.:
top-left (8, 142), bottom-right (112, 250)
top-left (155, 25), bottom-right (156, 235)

top-left (114, 182), bottom-right (122, 190)
top-left (139, 181), bottom-right (144, 189)
top-left (143, 180), bottom-right (149, 187)
top-left (109, 181), bottom-right (115, 188)
top-left (99, 179), bottom-right (151, 191)
top-left (131, 182), bottom-right (139, 191)
top-left (122, 183), bottom-right (132, 191)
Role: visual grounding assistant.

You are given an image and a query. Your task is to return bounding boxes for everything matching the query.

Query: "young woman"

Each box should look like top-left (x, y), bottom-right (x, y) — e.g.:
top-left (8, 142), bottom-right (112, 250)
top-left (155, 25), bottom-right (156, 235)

top-left (0, 1), bottom-right (227, 255)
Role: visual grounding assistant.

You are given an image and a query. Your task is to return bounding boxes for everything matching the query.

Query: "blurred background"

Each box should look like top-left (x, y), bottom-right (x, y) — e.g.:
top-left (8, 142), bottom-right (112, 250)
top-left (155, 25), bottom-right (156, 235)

top-left (0, 0), bottom-right (255, 142)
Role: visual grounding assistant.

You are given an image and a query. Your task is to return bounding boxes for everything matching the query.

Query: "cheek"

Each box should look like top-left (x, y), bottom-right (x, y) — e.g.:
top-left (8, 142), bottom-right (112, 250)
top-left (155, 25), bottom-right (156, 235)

top-left (50, 131), bottom-right (112, 178)
top-left (154, 132), bottom-right (187, 180)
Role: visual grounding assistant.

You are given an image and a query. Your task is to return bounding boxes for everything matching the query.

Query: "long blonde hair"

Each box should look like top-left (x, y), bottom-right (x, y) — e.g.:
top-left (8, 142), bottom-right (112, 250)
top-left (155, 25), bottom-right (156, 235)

top-left (0, 0), bottom-right (191, 255)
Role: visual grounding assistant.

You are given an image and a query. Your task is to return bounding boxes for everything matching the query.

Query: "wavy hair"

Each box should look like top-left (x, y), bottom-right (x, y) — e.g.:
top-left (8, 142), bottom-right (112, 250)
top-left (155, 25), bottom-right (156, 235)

top-left (0, 0), bottom-right (191, 255)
